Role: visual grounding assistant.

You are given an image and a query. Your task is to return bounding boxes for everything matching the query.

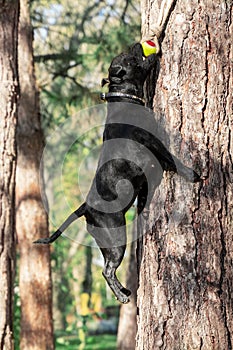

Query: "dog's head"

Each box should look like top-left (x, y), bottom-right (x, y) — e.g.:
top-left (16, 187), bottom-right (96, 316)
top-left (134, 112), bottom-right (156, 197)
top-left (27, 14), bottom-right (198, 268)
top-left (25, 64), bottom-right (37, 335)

top-left (102, 43), bottom-right (157, 98)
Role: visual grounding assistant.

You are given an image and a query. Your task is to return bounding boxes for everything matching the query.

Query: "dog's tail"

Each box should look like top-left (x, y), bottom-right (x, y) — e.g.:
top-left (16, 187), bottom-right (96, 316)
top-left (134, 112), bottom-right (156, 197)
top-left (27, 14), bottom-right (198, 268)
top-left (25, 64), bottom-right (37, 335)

top-left (33, 203), bottom-right (86, 244)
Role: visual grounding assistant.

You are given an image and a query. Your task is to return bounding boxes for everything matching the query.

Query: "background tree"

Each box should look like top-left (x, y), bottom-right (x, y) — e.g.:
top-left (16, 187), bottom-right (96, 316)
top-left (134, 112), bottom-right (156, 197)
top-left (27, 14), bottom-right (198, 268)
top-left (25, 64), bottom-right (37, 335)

top-left (0, 1), bottom-right (19, 348)
top-left (137, 0), bottom-right (232, 348)
top-left (117, 222), bottom-right (138, 350)
top-left (32, 0), bottom-right (141, 129)
top-left (16, 0), bottom-right (54, 348)
top-left (29, 1), bottom-right (141, 345)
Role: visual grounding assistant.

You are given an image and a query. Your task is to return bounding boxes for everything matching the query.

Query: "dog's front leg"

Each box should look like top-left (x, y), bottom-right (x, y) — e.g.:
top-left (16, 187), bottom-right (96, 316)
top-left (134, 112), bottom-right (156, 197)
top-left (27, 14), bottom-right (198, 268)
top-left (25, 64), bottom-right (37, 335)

top-left (133, 128), bottom-right (201, 182)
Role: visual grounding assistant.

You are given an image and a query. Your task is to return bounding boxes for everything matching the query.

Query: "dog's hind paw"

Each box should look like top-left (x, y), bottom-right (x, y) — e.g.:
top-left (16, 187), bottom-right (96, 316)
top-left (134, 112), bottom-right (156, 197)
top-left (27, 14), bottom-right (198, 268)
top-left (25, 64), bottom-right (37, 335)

top-left (117, 294), bottom-right (130, 304)
top-left (121, 296), bottom-right (130, 304)
top-left (115, 288), bottom-right (131, 304)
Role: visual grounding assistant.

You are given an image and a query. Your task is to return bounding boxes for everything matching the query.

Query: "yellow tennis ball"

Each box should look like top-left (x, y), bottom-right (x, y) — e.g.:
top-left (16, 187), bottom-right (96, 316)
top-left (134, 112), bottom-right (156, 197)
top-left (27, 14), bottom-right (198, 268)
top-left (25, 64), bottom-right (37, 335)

top-left (141, 40), bottom-right (157, 57)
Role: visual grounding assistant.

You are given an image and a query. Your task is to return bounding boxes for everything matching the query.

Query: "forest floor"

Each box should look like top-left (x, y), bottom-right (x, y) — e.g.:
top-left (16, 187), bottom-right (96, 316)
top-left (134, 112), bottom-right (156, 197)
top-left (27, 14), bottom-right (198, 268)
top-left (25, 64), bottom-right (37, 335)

top-left (56, 333), bottom-right (117, 349)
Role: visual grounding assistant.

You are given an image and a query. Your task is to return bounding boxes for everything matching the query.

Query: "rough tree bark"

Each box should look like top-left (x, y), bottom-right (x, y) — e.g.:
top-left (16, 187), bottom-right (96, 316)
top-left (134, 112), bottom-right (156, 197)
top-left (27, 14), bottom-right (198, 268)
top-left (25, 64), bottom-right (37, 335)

top-left (137, 0), bottom-right (232, 349)
top-left (0, 1), bottom-right (19, 349)
top-left (16, 0), bottom-right (54, 349)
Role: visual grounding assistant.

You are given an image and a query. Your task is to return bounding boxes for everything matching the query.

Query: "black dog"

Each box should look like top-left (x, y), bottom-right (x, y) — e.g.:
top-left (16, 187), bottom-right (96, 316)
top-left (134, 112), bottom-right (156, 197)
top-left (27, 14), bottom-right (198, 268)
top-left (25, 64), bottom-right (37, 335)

top-left (34, 43), bottom-right (200, 303)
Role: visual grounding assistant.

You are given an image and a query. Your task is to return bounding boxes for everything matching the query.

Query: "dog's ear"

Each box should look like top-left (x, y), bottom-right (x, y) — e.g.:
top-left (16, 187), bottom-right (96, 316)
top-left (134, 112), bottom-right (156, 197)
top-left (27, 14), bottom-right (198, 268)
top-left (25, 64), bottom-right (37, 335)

top-left (101, 78), bottom-right (110, 87)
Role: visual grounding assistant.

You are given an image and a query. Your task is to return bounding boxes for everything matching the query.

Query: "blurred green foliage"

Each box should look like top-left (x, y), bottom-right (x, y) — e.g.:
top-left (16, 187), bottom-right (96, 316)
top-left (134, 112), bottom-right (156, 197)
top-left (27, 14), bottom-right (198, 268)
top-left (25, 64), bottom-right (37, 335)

top-left (31, 0), bottom-right (141, 130)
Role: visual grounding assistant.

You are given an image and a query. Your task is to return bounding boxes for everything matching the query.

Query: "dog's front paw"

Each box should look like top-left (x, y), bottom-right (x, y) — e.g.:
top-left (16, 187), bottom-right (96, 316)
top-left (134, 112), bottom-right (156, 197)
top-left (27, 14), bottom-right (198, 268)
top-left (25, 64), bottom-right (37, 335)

top-left (192, 170), bottom-right (202, 183)
top-left (183, 168), bottom-right (202, 183)
top-left (177, 164), bottom-right (202, 183)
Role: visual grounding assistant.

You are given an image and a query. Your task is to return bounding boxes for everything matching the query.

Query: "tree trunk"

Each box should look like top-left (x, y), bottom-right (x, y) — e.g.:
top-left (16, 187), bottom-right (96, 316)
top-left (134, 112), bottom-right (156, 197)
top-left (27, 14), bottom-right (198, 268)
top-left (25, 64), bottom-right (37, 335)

top-left (137, 0), bottom-right (232, 349)
top-left (16, 0), bottom-right (54, 349)
top-left (0, 1), bottom-right (19, 349)
top-left (82, 246), bottom-right (93, 298)
top-left (117, 224), bottom-right (138, 350)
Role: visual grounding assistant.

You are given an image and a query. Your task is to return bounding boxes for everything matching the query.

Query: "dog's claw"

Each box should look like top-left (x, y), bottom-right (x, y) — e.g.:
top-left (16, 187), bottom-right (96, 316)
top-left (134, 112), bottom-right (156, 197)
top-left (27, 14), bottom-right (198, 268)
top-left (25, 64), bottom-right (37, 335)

top-left (190, 169), bottom-right (202, 183)
top-left (122, 297), bottom-right (130, 304)
top-left (178, 166), bottom-right (202, 183)
top-left (117, 294), bottom-right (130, 304)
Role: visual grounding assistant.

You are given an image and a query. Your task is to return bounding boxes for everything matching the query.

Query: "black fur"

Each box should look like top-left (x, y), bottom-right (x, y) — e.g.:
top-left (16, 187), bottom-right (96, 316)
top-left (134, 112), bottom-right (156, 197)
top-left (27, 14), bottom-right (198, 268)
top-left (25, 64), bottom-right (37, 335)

top-left (34, 43), bottom-right (201, 303)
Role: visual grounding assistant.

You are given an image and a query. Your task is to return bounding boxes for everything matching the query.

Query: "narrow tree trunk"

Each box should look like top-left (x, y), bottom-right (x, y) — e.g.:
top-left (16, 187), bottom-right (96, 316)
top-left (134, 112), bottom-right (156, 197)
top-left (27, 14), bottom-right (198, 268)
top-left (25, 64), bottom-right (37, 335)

top-left (117, 224), bottom-right (138, 350)
top-left (82, 246), bottom-right (93, 298)
top-left (137, 0), bottom-right (232, 349)
top-left (0, 1), bottom-right (19, 348)
top-left (16, 0), bottom-right (54, 349)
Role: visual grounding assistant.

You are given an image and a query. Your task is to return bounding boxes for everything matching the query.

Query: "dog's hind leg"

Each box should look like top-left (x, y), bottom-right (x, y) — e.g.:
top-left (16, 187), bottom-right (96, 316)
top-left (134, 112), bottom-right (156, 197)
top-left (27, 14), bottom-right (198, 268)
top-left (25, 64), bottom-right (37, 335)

top-left (87, 214), bottom-right (131, 303)
top-left (101, 244), bottom-right (131, 304)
